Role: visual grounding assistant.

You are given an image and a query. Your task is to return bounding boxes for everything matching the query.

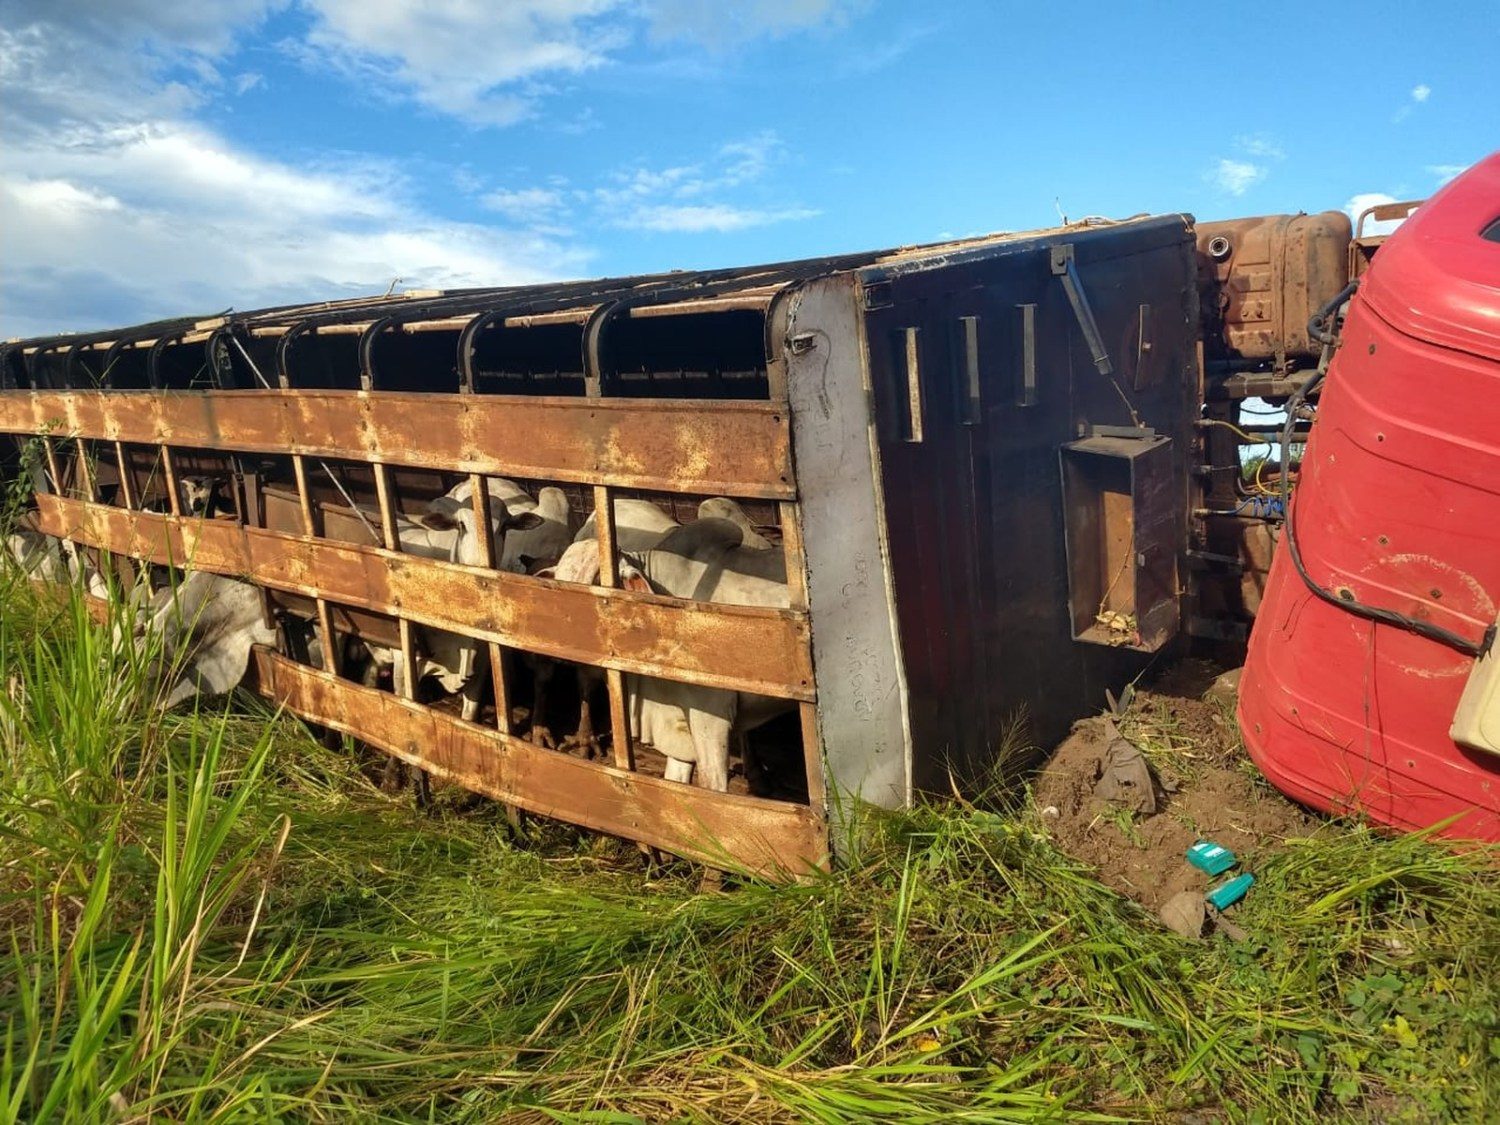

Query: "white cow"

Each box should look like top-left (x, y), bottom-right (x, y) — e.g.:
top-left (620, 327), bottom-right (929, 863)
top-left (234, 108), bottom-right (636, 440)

top-left (529, 497), bottom-right (683, 751)
top-left (550, 517), bottom-right (793, 789)
top-left (5, 530), bottom-right (66, 582)
top-left (695, 497), bottom-right (774, 551)
top-left (574, 497), bottom-right (682, 553)
top-left (361, 487), bottom-right (544, 719)
top-left (141, 571), bottom-right (277, 707)
top-left (426, 478), bottom-right (576, 574)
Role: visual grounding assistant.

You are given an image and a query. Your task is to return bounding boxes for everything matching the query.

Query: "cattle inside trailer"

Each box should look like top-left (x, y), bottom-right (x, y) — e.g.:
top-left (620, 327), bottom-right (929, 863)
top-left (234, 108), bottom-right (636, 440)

top-left (2, 213), bottom-right (1228, 875)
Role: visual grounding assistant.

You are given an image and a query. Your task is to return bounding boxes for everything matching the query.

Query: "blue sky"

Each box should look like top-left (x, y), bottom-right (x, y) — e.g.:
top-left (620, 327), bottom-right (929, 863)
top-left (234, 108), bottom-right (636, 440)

top-left (2, 0), bottom-right (1494, 339)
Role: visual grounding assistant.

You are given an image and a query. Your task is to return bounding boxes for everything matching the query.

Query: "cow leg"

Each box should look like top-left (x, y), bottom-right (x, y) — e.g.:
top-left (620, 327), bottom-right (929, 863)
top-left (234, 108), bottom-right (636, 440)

top-left (529, 659), bottom-right (556, 749)
top-left (664, 757), bottom-right (694, 784)
top-left (459, 644), bottom-right (486, 722)
top-left (687, 691), bottom-right (736, 792)
top-left (560, 665), bottom-right (605, 757)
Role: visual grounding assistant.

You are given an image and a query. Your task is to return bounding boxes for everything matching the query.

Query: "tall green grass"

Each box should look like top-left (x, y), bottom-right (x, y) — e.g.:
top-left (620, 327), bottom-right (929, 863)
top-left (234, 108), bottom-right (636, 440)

top-left (1, 560), bottom-right (1497, 1122)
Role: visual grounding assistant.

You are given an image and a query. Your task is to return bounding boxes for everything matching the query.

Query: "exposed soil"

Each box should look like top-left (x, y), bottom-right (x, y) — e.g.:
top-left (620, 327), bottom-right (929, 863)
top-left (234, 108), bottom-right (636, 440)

top-left (1032, 661), bottom-right (1317, 914)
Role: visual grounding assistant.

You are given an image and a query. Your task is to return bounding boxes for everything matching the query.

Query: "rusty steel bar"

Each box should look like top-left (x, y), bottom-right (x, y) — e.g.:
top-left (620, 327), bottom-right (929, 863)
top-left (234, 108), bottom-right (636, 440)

top-left (369, 461), bottom-right (418, 708)
top-left (591, 483), bottom-right (634, 772)
top-left (160, 446), bottom-right (183, 516)
top-left (583, 305), bottom-right (636, 773)
top-left (466, 475), bottom-right (513, 736)
top-left (777, 500), bottom-right (827, 812)
top-left (41, 436), bottom-right (62, 495)
top-left (74, 438), bottom-right (98, 503)
top-left (249, 648), bottom-right (827, 877)
top-left (113, 442), bottom-right (136, 509)
top-left (0, 391), bottom-right (795, 499)
top-left (290, 455), bottom-right (339, 676)
top-left (33, 495), bottom-right (816, 701)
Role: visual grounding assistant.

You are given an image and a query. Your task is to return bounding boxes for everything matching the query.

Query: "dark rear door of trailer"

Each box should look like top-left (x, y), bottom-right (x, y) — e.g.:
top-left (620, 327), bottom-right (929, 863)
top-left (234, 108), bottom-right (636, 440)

top-left (859, 217), bottom-right (1197, 792)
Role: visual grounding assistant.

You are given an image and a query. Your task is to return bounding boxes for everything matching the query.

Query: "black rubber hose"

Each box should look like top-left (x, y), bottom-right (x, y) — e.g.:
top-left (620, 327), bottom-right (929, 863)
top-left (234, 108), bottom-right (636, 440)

top-left (1308, 279), bottom-right (1360, 347)
top-left (1281, 282), bottom-right (1495, 658)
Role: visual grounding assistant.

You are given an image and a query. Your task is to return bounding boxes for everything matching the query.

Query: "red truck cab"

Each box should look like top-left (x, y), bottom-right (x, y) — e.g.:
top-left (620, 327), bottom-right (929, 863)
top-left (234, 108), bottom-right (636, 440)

top-left (1239, 154), bottom-right (1500, 839)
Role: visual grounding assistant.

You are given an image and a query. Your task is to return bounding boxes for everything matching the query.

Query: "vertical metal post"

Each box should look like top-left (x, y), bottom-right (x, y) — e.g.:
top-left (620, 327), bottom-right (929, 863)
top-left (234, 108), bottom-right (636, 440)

top-left (902, 325), bottom-right (924, 443)
top-left (583, 301), bottom-right (633, 772)
top-left (41, 436), bottom-right (82, 575)
top-left (370, 458), bottom-right (417, 702)
top-left (114, 442), bottom-right (137, 509)
top-left (75, 438), bottom-right (98, 503)
top-left (161, 446), bottom-right (183, 516)
top-left (778, 501), bottom-right (826, 812)
top-left (467, 474), bottom-right (512, 733)
top-left (592, 483), bottom-right (634, 771)
top-left (764, 288), bottom-right (825, 812)
top-left (291, 454), bottom-right (339, 676)
top-left (74, 438), bottom-right (107, 580)
top-left (1017, 303), bottom-right (1038, 407)
top-left (41, 437), bottom-right (63, 497)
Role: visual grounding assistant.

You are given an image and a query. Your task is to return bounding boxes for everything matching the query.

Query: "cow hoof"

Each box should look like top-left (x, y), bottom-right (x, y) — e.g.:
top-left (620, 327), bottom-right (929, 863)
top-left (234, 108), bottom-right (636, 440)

top-left (561, 734), bottom-right (601, 760)
top-left (529, 725), bottom-right (557, 750)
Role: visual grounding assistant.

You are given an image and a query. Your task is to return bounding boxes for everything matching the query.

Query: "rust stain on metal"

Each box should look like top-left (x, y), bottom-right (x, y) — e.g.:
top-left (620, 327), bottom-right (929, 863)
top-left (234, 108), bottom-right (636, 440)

top-left (35, 494), bottom-right (816, 701)
top-left (0, 391), bottom-right (792, 498)
top-left (250, 647), bottom-right (829, 878)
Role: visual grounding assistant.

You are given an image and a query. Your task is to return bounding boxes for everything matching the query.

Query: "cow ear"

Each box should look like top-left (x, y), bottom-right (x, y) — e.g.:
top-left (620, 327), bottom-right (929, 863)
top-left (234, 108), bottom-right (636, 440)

top-left (506, 511), bottom-right (545, 532)
top-left (534, 566), bottom-right (558, 580)
top-left (622, 571), bottom-right (652, 595)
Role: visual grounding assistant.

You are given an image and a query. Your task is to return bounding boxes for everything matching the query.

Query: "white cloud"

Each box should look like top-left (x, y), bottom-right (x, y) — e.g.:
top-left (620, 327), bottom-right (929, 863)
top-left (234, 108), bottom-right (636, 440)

top-left (589, 131), bottom-right (816, 232)
top-left (294, 0), bottom-right (860, 126)
top-left (716, 131), bottom-right (786, 186)
top-left (0, 121), bottom-right (588, 338)
top-left (5, 0), bottom-right (280, 57)
top-left (479, 186), bottom-right (568, 221)
top-left (1208, 158), bottom-right (1266, 197)
top-left (0, 1), bottom-right (833, 337)
top-left (1427, 162), bottom-right (1468, 185)
top-left (646, 0), bottom-right (862, 46)
top-left (1234, 133), bottom-right (1285, 160)
top-left (1393, 83), bottom-right (1432, 123)
top-left (296, 0), bottom-right (627, 126)
top-left (0, 8), bottom-right (589, 338)
top-left (619, 203), bottom-right (818, 233)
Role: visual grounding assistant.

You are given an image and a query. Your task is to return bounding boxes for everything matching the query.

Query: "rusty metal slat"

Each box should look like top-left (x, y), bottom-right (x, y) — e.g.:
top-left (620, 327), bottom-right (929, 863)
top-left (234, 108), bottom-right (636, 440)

top-left (0, 391), bottom-right (796, 499)
top-left (161, 446), bottom-right (183, 516)
top-left (75, 438), bottom-right (98, 503)
top-left (778, 500), bottom-right (827, 812)
top-left (34, 495), bottom-right (815, 701)
top-left (290, 454), bottom-right (339, 675)
top-left (250, 648), bottom-right (828, 879)
top-left (113, 441), bottom-right (136, 509)
top-left (591, 483), bottom-right (634, 772)
top-left (466, 473), bottom-right (512, 736)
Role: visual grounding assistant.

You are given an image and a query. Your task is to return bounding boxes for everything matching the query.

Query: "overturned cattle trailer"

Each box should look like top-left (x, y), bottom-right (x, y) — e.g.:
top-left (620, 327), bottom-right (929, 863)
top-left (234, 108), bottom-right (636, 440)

top-left (0, 213), bottom-right (1200, 876)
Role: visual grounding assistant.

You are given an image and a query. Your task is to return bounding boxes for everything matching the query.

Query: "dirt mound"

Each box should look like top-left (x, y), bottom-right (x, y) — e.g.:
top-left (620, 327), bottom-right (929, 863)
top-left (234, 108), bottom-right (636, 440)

top-left (1032, 664), bottom-right (1316, 914)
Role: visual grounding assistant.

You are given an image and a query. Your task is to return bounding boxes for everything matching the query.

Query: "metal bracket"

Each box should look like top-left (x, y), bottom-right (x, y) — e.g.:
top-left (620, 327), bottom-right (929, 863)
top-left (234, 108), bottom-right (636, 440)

top-left (1078, 423), bottom-right (1156, 440)
top-left (1050, 244), bottom-right (1114, 376)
